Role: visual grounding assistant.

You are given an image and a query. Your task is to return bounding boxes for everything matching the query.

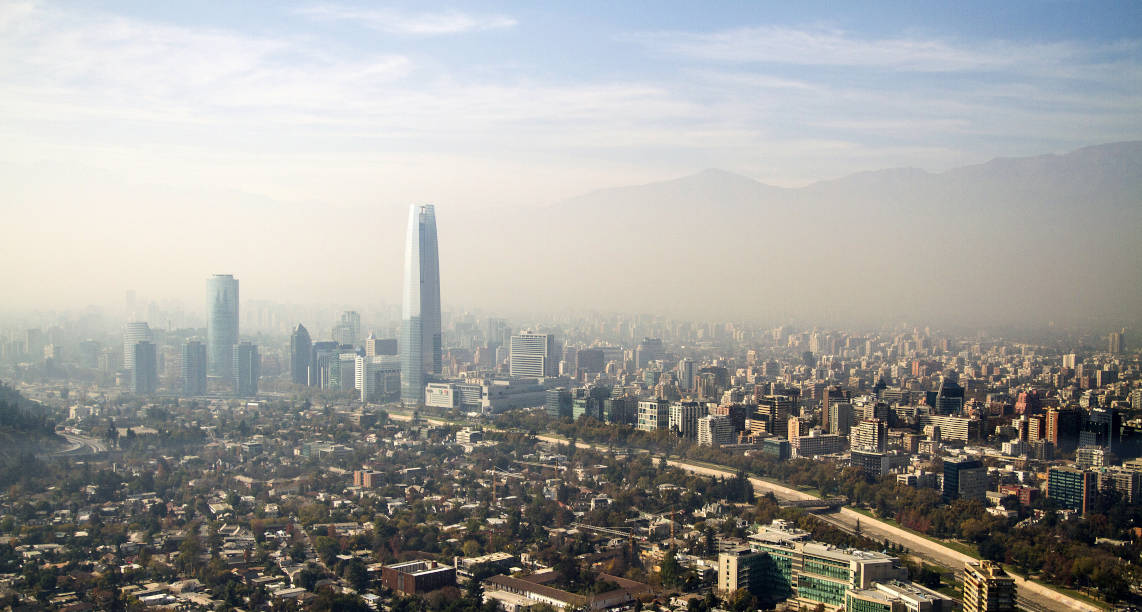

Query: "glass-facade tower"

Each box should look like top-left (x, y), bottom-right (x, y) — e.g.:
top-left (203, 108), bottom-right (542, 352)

top-left (206, 274), bottom-right (239, 379)
top-left (290, 324), bottom-right (312, 385)
top-left (122, 321), bottom-right (152, 374)
top-left (181, 340), bottom-right (207, 395)
top-left (400, 205), bottom-right (441, 404)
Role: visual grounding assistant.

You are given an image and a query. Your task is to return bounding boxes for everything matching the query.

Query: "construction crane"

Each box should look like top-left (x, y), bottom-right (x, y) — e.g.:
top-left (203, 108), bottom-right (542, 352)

top-left (571, 522), bottom-right (645, 557)
top-left (489, 467), bottom-right (524, 504)
top-left (625, 508), bottom-right (678, 542)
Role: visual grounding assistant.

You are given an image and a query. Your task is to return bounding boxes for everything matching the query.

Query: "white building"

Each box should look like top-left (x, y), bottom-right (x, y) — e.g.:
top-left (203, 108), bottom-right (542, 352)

top-left (638, 399), bottom-right (669, 432)
top-left (356, 355), bottom-right (400, 402)
top-left (509, 332), bottom-right (560, 378)
top-left (425, 382), bottom-right (459, 409)
top-left (698, 415), bottom-right (734, 447)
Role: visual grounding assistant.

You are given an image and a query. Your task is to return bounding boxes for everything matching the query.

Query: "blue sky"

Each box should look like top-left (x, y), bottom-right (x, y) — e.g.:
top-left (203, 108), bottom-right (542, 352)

top-left (1, 1), bottom-right (1140, 308)
top-left (3, 0), bottom-right (1139, 200)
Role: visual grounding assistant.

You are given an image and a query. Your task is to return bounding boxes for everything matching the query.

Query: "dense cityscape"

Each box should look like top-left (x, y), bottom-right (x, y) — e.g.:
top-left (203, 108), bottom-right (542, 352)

top-left (4, 2), bottom-right (1142, 612)
top-left (0, 201), bottom-right (1138, 611)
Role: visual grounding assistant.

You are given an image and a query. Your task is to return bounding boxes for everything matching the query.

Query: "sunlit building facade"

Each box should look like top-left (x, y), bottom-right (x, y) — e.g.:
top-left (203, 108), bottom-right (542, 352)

top-left (400, 205), bottom-right (441, 404)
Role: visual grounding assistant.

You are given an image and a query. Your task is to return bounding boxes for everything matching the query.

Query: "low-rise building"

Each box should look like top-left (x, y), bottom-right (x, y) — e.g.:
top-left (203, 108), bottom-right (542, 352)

top-left (381, 560), bottom-right (456, 595)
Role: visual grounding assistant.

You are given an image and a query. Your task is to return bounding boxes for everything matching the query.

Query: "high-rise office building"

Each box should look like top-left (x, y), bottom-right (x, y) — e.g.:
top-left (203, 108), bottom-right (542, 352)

top-left (206, 274), bottom-right (239, 379)
top-left (942, 457), bottom-right (986, 500)
top-left (851, 450), bottom-right (890, 478)
top-left (131, 341), bottom-right (158, 394)
top-left (1107, 329), bottom-right (1126, 354)
top-left (717, 547), bottom-right (768, 598)
top-left (122, 321), bottom-right (152, 374)
top-left (509, 331), bottom-right (560, 378)
top-left (934, 371), bottom-right (965, 414)
top-left (698, 414), bottom-right (734, 447)
top-left (669, 401), bottom-right (705, 440)
top-left (357, 355), bottom-right (395, 403)
top-left (638, 399), bottom-right (669, 432)
top-left (962, 561), bottom-right (1016, 612)
top-left (180, 340), bottom-right (207, 395)
top-left (827, 401), bottom-right (854, 435)
top-left (545, 388), bottom-right (573, 419)
top-left (290, 324), bottom-right (312, 385)
top-left (1046, 407), bottom-right (1082, 452)
top-left (1080, 407), bottom-right (1122, 451)
top-left (852, 418), bottom-right (887, 452)
top-left (232, 341), bottom-right (259, 397)
top-left (821, 385), bottom-right (850, 431)
top-left (677, 358), bottom-right (695, 391)
top-left (1047, 466), bottom-right (1098, 515)
top-left (753, 394), bottom-right (793, 439)
top-left (400, 204), bottom-right (441, 404)
top-left (309, 341), bottom-right (340, 387)
top-left (333, 311), bottom-right (361, 347)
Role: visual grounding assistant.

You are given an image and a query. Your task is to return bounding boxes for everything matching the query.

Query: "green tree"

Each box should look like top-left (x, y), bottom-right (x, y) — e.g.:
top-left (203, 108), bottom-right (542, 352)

top-left (659, 550), bottom-right (682, 588)
top-left (313, 535), bottom-right (339, 566)
top-left (344, 557), bottom-right (369, 592)
top-left (465, 575), bottom-right (484, 604)
top-left (311, 591), bottom-right (372, 612)
top-left (727, 589), bottom-right (757, 612)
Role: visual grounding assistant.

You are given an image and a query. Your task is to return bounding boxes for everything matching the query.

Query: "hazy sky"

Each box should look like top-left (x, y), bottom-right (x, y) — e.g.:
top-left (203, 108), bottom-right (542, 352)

top-left (2, 1), bottom-right (1140, 314)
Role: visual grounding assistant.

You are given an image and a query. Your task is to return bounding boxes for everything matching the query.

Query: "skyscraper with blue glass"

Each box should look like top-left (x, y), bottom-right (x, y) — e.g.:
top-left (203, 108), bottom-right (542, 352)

top-left (206, 274), bottom-right (239, 379)
top-left (400, 205), bottom-right (441, 404)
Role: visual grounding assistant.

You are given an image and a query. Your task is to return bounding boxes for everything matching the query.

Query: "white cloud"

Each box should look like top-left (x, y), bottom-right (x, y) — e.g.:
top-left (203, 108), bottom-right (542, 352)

top-left (0, 4), bottom-right (413, 123)
top-left (629, 25), bottom-right (1135, 74)
top-left (0, 2), bottom-right (1139, 209)
top-left (297, 4), bottom-right (517, 35)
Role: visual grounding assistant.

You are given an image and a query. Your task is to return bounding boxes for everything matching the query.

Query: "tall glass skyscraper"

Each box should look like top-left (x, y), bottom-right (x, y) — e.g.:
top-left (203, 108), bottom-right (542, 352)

top-left (122, 321), bottom-right (152, 374)
top-left (400, 204), bottom-right (441, 404)
top-left (206, 274), bottom-right (239, 379)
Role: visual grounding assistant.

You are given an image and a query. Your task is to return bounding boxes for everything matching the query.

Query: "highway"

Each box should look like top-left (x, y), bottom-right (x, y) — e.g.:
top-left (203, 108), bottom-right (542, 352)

top-left (52, 432), bottom-right (108, 457)
top-left (382, 417), bottom-right (1100, 610)
top-left (531, 433), bottom-right (1101, 612)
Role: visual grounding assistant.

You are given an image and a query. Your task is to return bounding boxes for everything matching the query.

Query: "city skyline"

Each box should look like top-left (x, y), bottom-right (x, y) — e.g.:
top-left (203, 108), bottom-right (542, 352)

top-left (2, 1), bottom-right (1140, 326)
top-left (1, 3), bottom-right (1140, 610)
top-left (2, 138), bottom-right (1141, 331)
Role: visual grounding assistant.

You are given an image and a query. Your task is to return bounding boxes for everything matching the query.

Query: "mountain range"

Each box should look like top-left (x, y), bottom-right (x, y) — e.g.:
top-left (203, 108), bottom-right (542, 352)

top-left (447, 141), bottom-right (1142, 327)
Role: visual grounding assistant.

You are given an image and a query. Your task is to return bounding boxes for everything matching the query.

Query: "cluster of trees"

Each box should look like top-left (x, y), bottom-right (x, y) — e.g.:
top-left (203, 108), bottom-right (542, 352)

top-left (0, 383), bottom-right (55, 433)
top-left (511, 409), bottom-right (1142, 603)
top-left (0, 384), bottom-right (59, 487)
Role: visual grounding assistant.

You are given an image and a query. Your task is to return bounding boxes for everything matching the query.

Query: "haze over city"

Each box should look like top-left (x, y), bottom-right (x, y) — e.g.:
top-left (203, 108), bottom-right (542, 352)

top-left (2, 1), bottom-right (1141, 328)
top-left (2, 3), bottom-right (1142, 612)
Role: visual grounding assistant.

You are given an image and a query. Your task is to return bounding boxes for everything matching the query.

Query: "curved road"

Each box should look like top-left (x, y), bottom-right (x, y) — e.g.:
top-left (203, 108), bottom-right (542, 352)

top-left (53, 432), bottom-right (108, 456)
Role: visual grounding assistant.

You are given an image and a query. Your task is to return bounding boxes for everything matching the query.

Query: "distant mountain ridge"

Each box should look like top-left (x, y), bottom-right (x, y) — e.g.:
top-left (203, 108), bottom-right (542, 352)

top-left (482, 141), bottom-right (1141, 325)
top-left (562, 141), bottom-right (1142, 208)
